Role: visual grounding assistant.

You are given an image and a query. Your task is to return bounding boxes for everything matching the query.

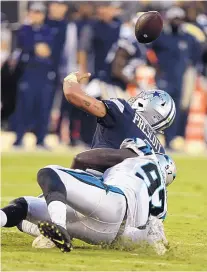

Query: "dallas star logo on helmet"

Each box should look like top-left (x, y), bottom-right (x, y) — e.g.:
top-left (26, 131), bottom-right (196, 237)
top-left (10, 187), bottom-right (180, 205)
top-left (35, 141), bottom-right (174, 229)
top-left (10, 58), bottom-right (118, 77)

top-left (153, 91), bottom-right (162, 98)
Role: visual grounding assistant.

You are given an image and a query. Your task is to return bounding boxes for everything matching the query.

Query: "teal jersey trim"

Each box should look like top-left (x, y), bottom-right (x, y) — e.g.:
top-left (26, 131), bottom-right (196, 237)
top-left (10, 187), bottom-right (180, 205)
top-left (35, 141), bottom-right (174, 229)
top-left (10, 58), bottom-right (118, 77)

top-left (58, 169), bottom-right (125, 196)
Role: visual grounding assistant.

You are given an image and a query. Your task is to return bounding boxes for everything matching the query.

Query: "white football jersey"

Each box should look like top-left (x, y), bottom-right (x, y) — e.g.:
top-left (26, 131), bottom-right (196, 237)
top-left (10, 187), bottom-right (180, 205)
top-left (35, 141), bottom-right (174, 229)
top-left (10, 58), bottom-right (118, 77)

top-left (103, 156), bottom-right (167, 228)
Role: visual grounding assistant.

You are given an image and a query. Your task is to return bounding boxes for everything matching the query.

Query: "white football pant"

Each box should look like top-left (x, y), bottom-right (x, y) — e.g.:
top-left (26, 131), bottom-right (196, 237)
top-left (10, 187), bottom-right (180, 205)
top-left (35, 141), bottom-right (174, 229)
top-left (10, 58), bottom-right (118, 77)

top-left (23, 165), bottom-right (127, 245)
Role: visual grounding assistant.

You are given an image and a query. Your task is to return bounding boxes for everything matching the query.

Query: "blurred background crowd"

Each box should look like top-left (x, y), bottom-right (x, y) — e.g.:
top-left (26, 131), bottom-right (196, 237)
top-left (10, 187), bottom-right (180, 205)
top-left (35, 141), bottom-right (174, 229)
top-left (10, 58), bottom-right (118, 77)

top-left (1, 0), bottom-right (207, 152)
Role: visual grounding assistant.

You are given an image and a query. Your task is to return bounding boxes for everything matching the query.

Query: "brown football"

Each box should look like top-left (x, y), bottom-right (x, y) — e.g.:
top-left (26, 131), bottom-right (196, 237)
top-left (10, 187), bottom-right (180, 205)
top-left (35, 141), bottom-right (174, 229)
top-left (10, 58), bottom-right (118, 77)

top-left (135, 11), bottom-right (163, 43)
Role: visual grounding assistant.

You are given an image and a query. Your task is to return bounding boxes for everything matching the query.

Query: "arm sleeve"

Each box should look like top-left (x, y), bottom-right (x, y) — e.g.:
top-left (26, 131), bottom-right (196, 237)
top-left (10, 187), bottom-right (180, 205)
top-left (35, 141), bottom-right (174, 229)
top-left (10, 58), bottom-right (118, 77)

top-left (97, 98), bottom-right (126, 128)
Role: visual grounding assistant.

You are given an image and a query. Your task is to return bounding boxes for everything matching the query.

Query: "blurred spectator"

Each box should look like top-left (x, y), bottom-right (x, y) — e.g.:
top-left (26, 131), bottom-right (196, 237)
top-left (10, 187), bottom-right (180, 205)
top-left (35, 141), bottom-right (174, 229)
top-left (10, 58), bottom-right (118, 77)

top-left (184, 3), bottom-right (207, 77)
top-left (76, 2), bottom-right (95, 73)
top-left (101, 14), bottom-right (146, 99)
top-left (55, 2), bottom-right (83, 147)
top-left (11, 2), bottom-right (56, 149)
top-left (45, 0), bottom-right (69, 113)
top-left (1, 12), bottom-right (11, 67)
top-left (79, 2), bottom-right (122, 87)
top-left (59, 2), bottom-right (95, 147)
top-left (147, 7), bottom-right (202, 150)
top-left (78, 2), bottom-right (123, 145)
top-left (46, 1), bottom-right (68, 76)
top-left (1, 12), bottom-right (15, 122)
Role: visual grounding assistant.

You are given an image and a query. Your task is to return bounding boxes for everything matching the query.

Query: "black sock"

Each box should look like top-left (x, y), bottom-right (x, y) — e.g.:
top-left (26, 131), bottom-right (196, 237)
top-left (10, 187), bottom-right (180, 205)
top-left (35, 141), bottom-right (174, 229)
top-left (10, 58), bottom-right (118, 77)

top-left (2, 197), bottom-right (28, 227)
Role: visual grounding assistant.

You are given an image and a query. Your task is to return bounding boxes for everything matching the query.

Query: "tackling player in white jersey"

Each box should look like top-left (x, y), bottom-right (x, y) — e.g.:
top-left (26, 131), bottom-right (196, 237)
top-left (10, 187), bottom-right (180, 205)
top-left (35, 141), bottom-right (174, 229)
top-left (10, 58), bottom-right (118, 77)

top-left (0, 138), bottom-right (176, 255)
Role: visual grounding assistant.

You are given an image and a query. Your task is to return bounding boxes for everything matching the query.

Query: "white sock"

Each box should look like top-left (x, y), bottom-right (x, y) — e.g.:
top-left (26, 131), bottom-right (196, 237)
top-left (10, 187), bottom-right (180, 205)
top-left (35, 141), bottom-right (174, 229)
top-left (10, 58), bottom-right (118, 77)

top-left (0, 210), bottom-right (7, 227)
top-left (48, 201), bottom-right (67, 229)
top-left (18, 220), bottom-right (40, 237)
top-left (122, 226), bottom-right (147, 243)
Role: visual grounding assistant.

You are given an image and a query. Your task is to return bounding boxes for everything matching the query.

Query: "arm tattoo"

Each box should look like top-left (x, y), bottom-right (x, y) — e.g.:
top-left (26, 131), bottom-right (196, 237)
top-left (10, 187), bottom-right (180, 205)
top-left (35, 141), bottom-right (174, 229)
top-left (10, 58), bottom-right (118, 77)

top-left (83, 100), bottom-right (91, 107)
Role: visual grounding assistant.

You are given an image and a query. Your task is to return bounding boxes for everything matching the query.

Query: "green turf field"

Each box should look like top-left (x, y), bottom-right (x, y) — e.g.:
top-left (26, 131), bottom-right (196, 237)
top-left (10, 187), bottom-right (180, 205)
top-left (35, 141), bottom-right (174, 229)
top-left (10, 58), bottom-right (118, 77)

top-left (1, 152), bottom-right (207, 271)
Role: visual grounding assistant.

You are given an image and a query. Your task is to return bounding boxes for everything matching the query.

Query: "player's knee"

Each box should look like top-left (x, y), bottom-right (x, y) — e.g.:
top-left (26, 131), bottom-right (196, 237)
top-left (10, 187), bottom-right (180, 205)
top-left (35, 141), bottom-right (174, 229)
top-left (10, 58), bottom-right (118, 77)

top-left (37, 168), bottom-right (56, 190)
top-left (37, 168), bottom-right (66, 203)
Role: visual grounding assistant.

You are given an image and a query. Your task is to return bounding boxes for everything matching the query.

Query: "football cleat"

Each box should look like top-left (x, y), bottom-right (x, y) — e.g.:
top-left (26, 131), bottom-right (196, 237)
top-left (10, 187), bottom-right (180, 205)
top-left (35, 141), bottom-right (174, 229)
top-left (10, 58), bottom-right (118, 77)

top-left (145, 216), bottom-right (168, 255)
top-left (32, 234), bottom-right (55, 249)
top-left (38, 221), bottom-right (71, 253)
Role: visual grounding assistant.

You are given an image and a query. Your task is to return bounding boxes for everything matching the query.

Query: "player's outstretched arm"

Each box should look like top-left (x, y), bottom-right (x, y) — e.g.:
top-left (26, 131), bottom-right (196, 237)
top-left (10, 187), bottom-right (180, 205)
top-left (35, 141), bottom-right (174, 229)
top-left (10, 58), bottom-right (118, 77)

top-left (71, 148), bottom-right (137, 172)
top-left (63, 71), bottom-right (107, 117)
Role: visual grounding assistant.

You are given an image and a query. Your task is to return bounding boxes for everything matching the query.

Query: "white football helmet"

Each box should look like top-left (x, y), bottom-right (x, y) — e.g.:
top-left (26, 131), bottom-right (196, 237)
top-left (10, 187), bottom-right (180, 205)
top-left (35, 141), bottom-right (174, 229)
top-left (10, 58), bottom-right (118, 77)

top-left (128, 90), bottom-right (176, 132)
top-left (156, 153), bottom-right (176, 186)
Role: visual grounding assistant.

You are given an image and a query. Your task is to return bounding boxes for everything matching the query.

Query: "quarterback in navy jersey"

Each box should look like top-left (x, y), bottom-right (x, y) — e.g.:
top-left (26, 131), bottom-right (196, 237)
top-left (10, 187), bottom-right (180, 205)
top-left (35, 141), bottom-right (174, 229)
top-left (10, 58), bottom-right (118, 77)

top-left (91, 98), bottom-right (164, 153)
top-left (63, 72), bottom-right (176, 154)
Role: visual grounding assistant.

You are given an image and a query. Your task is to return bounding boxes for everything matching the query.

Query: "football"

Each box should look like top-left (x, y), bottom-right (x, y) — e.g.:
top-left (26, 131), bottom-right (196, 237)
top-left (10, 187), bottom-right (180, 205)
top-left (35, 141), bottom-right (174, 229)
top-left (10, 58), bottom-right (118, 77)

top-left (135, 11), bottom-right (163, 43)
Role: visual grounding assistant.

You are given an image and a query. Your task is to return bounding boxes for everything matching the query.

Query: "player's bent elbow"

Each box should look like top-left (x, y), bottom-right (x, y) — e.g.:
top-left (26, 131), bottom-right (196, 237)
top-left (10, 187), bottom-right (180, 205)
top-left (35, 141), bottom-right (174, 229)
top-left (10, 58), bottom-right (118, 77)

top-left (72, 153), bottom-right (87, 170)
top-left (63, 91), bottom-right (75, 103)
top-left (63, 81), bottom-right (82, 103)
top-left (63, 87), bottom-right (76, 100)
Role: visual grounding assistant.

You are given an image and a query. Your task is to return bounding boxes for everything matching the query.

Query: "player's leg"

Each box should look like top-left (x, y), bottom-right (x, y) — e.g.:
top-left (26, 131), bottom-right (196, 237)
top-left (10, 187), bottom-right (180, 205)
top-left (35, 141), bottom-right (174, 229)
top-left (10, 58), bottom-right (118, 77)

top-left (36, 166), bottom-right (126, 251)
top-left (1, 196), bottom-right (50, 234)
top-left (36, 166), bottom-right (72, 252)
top-left (1, 197), bottom-right (28, 228)
top-left (65, 205), bottom-right (125, 245)
top-left (104, 174), bottom-right (168, 255)
top-left (33, 203), bottom-right (121, 249)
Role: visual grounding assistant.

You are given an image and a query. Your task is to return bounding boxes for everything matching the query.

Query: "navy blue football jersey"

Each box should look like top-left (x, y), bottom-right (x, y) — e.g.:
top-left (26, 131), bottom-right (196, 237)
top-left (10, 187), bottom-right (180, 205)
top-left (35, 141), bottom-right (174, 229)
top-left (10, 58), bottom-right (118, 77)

top-left (91, 99), bottom-right (165, 153)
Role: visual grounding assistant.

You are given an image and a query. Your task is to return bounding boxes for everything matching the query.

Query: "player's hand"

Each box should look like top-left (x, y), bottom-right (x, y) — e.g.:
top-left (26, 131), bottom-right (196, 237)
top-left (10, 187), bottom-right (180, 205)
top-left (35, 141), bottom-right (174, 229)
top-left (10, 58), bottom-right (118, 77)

top-left (63, 71), bottom-right (106, 117)
top-left (64, 71), bottom-right (91, 84)
top-left (74, 71), bottom-right (91, 83)
top-left (63, 71), bottom-right (91, 96)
